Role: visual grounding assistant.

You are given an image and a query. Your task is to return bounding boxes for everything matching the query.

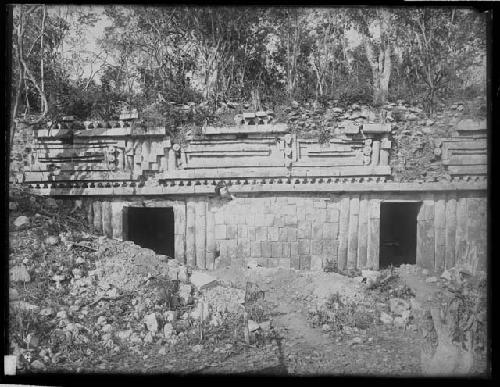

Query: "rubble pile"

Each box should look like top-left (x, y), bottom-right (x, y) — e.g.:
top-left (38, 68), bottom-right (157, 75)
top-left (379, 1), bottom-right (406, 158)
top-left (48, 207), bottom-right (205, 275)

top-left (7, 189), bottom-right (264, 373)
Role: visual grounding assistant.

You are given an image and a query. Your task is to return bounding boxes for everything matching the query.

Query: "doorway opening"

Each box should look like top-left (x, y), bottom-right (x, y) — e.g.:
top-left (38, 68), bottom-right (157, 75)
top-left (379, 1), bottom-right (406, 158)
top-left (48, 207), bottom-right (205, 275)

top-left (379, 202), bottom-right (420, 269)
top-left (124, 207), bottom-right (175, 257)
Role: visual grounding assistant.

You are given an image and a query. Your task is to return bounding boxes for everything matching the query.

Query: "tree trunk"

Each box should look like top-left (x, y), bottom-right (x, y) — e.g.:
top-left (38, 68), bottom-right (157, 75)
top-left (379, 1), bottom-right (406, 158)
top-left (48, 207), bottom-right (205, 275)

top-left (40, 5), bottom-right (46, 113)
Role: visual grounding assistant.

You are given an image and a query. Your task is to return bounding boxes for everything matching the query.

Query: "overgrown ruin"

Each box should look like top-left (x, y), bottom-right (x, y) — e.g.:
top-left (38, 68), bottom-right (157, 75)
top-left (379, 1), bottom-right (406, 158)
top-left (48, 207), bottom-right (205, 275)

top-left (18, 106), bottom-right (487, 275)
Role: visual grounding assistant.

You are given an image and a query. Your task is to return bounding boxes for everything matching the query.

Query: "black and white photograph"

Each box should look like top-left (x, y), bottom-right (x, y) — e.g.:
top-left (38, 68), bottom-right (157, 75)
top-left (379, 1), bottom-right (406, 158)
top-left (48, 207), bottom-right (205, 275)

top-left (4, 4), bottom-right (490, 378)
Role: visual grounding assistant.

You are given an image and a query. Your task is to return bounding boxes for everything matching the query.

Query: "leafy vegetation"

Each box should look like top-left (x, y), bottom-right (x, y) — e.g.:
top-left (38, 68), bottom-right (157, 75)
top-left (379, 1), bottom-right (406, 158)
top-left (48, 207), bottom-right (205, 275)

top-left (9, 5), bottom-right (487, 144)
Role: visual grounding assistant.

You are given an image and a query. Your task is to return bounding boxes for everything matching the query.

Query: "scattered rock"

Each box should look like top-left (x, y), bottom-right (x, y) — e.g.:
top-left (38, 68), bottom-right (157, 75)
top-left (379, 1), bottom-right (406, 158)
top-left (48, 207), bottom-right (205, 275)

top-left (31, 359), bottom-right (46, 371)
top-left (158, 347), bottom-right (167, 355)
top-left (380, 312), bottom-right (393, 325)
top-left (410, 298), bottom-right (422, 311)
top-left (40, 307), bottom-right (54, 317)
top-left (44, 236), bottom-right (60, 246)
top-left (13, 216), bottom-right (30, 229)
top-left (322, 323), bottom-right (331, 332)
top-left (426, 277), bottom-right (438, 283)
top-left (144, 332), bottom-right (154, 343)
top-left (163, 323), bottom-right (174, 338)
top-left (56, 310), bottom-right (68, 319)
top-left (10, 265), bottom-right (30, 282)
top-left (389, 298), bottom-right (411, 316)
top-left (178, 283), bottom-right (192, 305)
top-left (192, 344), bottom-right (203, 353)
top-left (144, 313), bottom-right (159, 333)
top-left (46, 198), bottom-right (58, 208)
top-left (422, 269), bottom-right (429, 276)
top-left (190, 300), bottom-right (211, 321)
top-left (116, 330), bottom-right (132, 341)
top-left (163, 310), bottom-right (177, 323)
top-left (9, 202), bottom-right (18, 211)
top-left (9, 288), bottom-right (19, 301)
top-left (190, 271), bottom-right (218, 291)
top-left (349, 337), bottom-right (364, 346)
top-left (248, 320), bottom-right (260, 332)
top-left (259, 320), bottom-right (271, 332)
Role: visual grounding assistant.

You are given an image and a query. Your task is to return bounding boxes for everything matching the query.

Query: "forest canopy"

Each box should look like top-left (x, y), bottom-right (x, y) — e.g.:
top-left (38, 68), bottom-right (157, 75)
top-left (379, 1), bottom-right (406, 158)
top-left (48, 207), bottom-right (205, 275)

top-left (10, 5), bottom-right (487, 127)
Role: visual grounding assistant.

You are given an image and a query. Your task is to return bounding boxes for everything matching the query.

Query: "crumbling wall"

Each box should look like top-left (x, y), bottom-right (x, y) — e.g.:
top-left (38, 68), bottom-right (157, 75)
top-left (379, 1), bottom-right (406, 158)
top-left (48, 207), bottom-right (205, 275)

top-left (10, 122), bottom-right (35, 183)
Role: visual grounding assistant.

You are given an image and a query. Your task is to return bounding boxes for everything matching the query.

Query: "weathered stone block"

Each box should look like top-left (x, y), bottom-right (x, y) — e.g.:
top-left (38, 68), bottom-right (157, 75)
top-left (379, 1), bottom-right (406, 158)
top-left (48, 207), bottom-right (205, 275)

top-left (251, 242), bottom-right (261, 257)
top-left (278, 259), bottom-right (291, 269)
top-left (267, 258), bottom-right (279, 268)
top-left (226, 239), bottom-right (237, 258)
top-left (290, 256), bottom-right (300, 270)
top-left (311, 255), bottom-right (323, 271)
top-left (261, 241), bottom-right (272, 258)
top-left (311, 240), bottom-right (323, 255)
top-left (298, 239), bottom-right (310, 255)
top-left (238, 239), bottom-right (251, 257)
top-left (215, 224), bottom-right (227, 240)
top-left (238, 224), bottom-right (248, 239)
top-left (313, 200), bottom-right (327, 209)
top-left (297, 222), bottom-right (311, 239)
top-left (299, 255), bottom-right (311, 270)
top-left (290, 241), bottom-right (299, 257)
top-left (312, 222), bottom-right (323, 240)
top-left (278, 227), bottom-right (288, 241)
top-left (264, 214), bottom-right (275, 226)
top-left (274, 215), bottom-right (285, 227)
top-left (323, 239), bottom-right (336, 256)
top-left (227, 225), bottom-right (238, 239)
top-left (268, 227), bottom-right (279, 242)
top-left (284, 204), bottom-right (297, 216)
top-left (322, 222), bottom-right (337, 240)
top-left (285, 215), bottom-right (298, 227)
top-left (297, 206), bottom-right (307, 220)
top-left (214, 210), bottom-right (224, 225)
top-left (248, 226), bottom-right (256, 241)
top-left (245, 214), bottom-right (255, 226)
top-left (256, 226), bottom-right (268, 241)
top-left (271, 242), bottom-right (282, 258)
top-left (282, 243), bottom-right (290, 257)
top-left (286, 227), bottom-right (297, 242)
top-left (225, 211), bottom-right (238, 225)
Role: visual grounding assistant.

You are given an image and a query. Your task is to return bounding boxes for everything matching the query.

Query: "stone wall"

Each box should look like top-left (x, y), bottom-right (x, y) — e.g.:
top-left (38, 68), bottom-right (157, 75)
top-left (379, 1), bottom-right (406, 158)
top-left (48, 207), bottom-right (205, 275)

top-left (79, 191), bottom-right (487, 274)
top-left (10, 122), bottom-right (35, 183)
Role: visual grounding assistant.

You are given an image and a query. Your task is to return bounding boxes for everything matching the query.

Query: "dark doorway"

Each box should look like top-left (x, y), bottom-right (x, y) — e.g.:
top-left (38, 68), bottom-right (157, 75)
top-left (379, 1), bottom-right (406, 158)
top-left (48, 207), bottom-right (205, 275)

top-left (379, 202), bottom-right (420, 269)
top-left (124, 207), bottom-right (175, 257)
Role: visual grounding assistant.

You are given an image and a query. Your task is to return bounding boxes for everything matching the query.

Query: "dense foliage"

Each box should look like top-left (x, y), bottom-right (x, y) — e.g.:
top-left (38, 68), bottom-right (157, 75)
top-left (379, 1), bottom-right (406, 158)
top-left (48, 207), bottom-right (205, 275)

top-left (10, 6), bottom-right (487, 131)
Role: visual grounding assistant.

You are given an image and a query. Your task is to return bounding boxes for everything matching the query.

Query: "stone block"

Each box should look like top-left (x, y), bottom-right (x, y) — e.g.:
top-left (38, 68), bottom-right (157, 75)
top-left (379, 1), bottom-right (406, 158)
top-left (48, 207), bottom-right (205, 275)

top-left (256, 226), bottom-right (268, 241)
top-left (227, 225), bottom-right (238, 239)
top-left (290, 241), bottom-right (299, 257)
top-left (299, 255), bottom-right (311, 270)
top-left (285, 215), bottom-right (298, 227)
top-left (215, 224), bottom-right (227, 240)
top-left (264, 214), bottom-right (275, 226)
top-left (287, 227), bottom-right (297, 242)
top-left (238, 224), bottom-right (248, 239)
top-left (245, 214), bottom-right (255, 226)
top-left (271, 242), bottom-right (282, 258)
top-left (261, 241), bottom-right (272, 258)
top-left (214, 211), bottom-right (224, 225)
top-left (226, 239), bottom-right (237, 258)
top-left (290, 256), bottom-right (300, 270)
top-left (238, 239), bottom-right (251, 257)
top-left (284, 204), bottom-right (297, 216)
top-left (278, 259), bottom-right (291, 269)
top-left (312, 222), bottom-right (323, 240)
top-left (279, 227), bottom-right (288, 241)
top-left (274, 215), bottom-right (285, 227)
top-left (248, 226), bottom-right (256, 241)
top-left (267, 258), bottom-right (279, 268)
top-left (282, 243), bottom-right (290, 257)
top-left (323, 222), bottom-right (337, 240)
top-left (311, 240), bottom-right (323, 255)
top-left (323, 239), bottom-right (336, 256)
top-left (298, 239), bottom-right (310, 255)
top-left (297, 222), bottom-right (311, 239)
top-left (311, 255), bottom-right (323, 271)
top-left (251, 242), bottom-right (261, 258)
top-left (224, 211), bottom-right (238, 225)
top-left (268, 227), bottom-right (279, 241)
top-left (313, 200), bottom-right (327, 209)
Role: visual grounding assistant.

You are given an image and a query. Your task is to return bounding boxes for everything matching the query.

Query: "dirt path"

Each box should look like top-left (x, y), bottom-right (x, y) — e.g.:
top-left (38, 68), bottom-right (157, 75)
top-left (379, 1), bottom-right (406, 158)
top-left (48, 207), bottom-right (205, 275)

top-left (207, 266), bottom-right (423, 375)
